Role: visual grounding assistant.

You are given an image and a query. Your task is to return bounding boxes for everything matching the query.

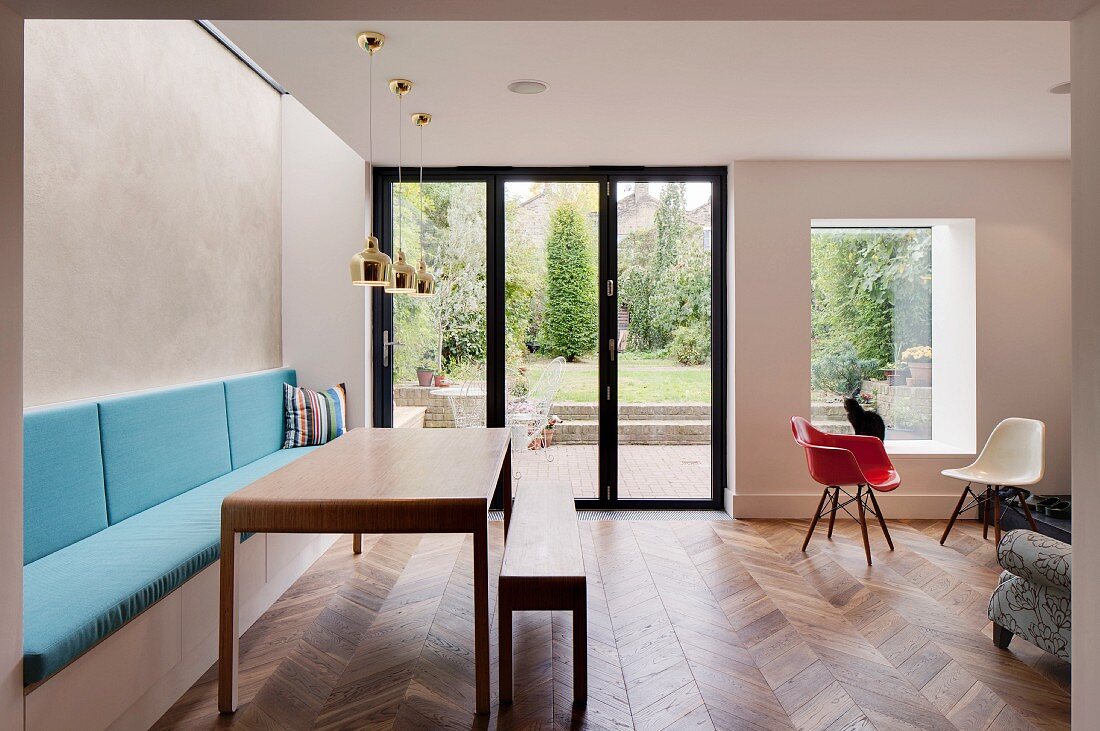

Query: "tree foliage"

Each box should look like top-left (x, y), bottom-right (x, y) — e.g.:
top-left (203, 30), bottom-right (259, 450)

top-left (619, 183), bottom-right (711, 353)
top-left (810, 228), bottom-right (932, 395)
top-left (540, 204), bottom-right (598, 361)
top-left (393, 182), bottom-right (487, 381)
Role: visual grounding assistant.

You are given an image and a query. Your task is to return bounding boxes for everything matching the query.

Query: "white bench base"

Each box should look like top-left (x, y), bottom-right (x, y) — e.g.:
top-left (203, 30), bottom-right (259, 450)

top-left (24, 532), bottom-right (338, 731)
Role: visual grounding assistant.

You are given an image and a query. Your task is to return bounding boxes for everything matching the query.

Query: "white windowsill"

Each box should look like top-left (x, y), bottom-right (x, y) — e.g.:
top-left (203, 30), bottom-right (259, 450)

top-left (884, 439), bottom-right (975, 459)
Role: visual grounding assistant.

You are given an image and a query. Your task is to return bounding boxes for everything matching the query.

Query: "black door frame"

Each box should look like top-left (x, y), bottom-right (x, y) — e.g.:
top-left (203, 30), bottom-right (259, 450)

top-left (371, 166), bottom-right (727, 510)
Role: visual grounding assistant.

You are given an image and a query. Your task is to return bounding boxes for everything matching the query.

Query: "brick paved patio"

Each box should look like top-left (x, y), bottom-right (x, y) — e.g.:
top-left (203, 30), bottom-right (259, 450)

top-left (512, 443), bottom-right (711, 500)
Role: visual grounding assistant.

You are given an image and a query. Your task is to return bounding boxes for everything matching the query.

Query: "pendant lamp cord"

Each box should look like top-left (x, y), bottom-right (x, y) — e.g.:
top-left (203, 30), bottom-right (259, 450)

top-left (366, 49), bottom-right (374, 239)
top-left (397, 91), bottom-right (404, 256)
top-left (419, 123), bottom-right (425, 264)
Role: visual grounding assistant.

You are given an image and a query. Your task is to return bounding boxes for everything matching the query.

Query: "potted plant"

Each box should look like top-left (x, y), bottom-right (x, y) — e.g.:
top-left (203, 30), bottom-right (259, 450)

top-left (881, 362), bottom-right (908, 386)
top-left (543, 415), bottom-right (561, 447)
top-left (433, 372), bottom-right (450, 387)
top-left (416, 367), bottom-right (435, 387)
top-left (901, 346), bottom-right (932, 386)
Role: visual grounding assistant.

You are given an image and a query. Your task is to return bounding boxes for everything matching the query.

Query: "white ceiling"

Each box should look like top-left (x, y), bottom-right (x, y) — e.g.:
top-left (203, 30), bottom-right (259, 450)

top-left (214, 21), bottom-right (1071, 166)
top-left (13, 1), bottom-right (1098, 20)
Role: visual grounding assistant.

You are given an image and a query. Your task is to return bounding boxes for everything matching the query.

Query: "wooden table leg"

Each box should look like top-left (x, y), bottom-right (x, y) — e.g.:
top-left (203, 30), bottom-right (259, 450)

top-left (353, 533), bottom-right (362, 554)
top-left (499, 585), bottom-right (512, 704)
top-left (501, 444), bottom-right (513, 536)
top-left (218, 527), bottom-right (239, 714)
top-left (573, 586), bottom-right (587, 704)
top-left (473, 520), bottom-right (490, 715)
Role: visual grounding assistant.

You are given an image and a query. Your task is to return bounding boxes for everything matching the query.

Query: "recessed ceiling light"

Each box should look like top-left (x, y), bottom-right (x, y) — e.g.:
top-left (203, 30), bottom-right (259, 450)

top-left (1049, 82), bottom-right (1071, 95)
top-left (507, 79), bottom-right (549, 95)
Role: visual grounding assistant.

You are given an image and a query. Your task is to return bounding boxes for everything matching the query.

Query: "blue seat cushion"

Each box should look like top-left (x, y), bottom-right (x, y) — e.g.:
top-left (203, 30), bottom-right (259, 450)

top-left (98, 382), bottom-right (233, 524)
top-left (23, 402), bottom-right (109, 565)
top-left (22, 447), bottom-right (316, 684)
top-left (224, 368), bottom-right (297, 469)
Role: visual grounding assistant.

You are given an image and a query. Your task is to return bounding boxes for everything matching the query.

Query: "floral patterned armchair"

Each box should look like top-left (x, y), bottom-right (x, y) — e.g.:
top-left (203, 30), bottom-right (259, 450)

top-left (989, 530), bottom-right (1071, 661)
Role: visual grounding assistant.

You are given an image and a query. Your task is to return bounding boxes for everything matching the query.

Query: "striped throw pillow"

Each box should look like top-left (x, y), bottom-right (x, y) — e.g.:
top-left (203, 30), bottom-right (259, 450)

top-left (283, 382), bottom-right (347, 448)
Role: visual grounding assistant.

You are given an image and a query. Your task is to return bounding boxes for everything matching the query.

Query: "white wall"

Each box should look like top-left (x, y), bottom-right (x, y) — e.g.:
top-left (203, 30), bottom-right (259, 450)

top-left (0, 5), bottom-right (23, 726)
top-left (1071, 2), bottom-right (1100, 722)
top-left (22, 20), bottom-right (283, 406)
top-left (281, 95), bottom-right (369, 427)
top-left (732, 161), bottom-right (1072, 517)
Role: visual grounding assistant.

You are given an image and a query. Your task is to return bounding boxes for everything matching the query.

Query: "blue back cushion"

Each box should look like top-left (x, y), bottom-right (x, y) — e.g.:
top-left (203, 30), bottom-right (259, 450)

top-left (224, 368), bottom-right (296, 469)
top-left (98, 382), bottom-right (232, 523)
top-left (23, 403), bottom-right (109, 565)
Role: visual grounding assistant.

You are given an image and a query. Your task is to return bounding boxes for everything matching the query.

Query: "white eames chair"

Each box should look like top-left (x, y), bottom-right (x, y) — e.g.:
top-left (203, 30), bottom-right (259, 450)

top-left (940, 418), bottom-right (1044, 545)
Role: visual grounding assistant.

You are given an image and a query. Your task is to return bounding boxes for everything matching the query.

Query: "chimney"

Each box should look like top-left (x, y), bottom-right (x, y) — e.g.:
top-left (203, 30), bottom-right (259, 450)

top-left (634, 181), bottom-right (649, 202)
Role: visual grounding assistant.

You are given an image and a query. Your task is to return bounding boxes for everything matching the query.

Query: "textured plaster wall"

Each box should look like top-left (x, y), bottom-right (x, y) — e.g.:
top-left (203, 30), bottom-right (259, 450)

top-left (1071, 2), bottom-right (1100, 720)
top-left (23, 20), bottom-right (282, 406)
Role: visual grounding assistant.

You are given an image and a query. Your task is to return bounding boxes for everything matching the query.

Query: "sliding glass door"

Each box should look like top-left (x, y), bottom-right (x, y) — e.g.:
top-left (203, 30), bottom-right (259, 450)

top-left (382, 180), bottom-right (488, 433)
top-left (504, 180), bottom-right (602, 499)
top-left (373, 168), bottom-right (725, 509)
top-left (613, 181), bottom-right (714, 500)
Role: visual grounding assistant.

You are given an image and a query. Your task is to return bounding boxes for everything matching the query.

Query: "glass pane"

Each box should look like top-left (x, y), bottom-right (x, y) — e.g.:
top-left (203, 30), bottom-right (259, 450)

top-left (616, 181), bottom-right (713, 500)
top-left (505, 181), bottom-right (600, 499)
top-left (810, 228), bottom-right (933, 440)
top-left (391, 181), bottom-right (487, 432)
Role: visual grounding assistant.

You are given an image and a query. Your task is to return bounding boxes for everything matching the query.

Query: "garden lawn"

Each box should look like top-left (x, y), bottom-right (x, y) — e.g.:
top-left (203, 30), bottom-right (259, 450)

top-left (526, 355), bottom-right (710, 403)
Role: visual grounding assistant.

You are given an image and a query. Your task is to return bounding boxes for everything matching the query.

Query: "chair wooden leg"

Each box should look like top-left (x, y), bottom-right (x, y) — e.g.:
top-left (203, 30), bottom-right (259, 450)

top-left (992, 622), bottom-right (1013, 649)
top-left (982, 486), bottom-right (990, 540)
top-left (802, 487), bottom-right (831, 552)
top-left (1015, 488), bottom-right (1040, 532)
top-left (941, 486), bottom-right (970, 545)
top-left (856, 485), bottom-right (873, 566)
top-left (826, 487), bottom-right (840, 539)
top-left (868, 490), bottom-right (893, 551)
top-left (992, 487), bottom-right (1002, 545)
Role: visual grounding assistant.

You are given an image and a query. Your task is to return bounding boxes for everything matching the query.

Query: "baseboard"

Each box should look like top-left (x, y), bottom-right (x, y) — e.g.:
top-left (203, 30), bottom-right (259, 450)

top-left (731, 492), bottom-right (979, 520)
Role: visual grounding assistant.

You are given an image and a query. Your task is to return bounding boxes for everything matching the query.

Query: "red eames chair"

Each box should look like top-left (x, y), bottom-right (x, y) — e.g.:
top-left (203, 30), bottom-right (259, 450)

top-left (791, 416), bottom-right (900, 565)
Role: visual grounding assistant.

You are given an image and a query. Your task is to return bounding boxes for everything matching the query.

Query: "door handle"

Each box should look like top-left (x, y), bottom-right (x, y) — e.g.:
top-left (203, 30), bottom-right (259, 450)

top-left (382, 330), bottom-right (404, 368)
top-left (608, 338), bottom-right (616, 362)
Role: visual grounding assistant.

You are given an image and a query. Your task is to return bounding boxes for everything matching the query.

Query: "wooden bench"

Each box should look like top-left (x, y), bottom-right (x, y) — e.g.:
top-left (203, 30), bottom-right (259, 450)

top-left (499, 481), bottom-right (587, 704)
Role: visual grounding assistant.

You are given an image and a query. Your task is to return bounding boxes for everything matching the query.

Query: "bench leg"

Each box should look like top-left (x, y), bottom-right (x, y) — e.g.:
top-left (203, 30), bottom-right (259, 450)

top-left (499, 592), bottom-right (513, 704)
top-left (573, 587), bottom-right (587, 704)
top-left (353, 533), bottom-right (362, 554)
top-left (501, 444), bottom-right (513, 537)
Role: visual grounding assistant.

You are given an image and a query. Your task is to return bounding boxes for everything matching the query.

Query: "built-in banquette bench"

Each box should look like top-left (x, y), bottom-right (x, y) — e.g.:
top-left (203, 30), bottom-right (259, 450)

top-left (22, 368), bottom-right (338, 730)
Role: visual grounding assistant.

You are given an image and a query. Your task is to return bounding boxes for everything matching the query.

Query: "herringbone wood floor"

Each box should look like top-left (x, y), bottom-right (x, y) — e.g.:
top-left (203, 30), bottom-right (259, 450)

top-left (156, 518), bottom-right (1070, 730)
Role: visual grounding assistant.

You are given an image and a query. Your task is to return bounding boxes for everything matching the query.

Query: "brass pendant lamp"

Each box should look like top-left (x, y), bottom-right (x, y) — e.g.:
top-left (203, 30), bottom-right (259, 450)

top-left (350, 31), bottom-right (392, 287)
top-left (385, 79), bottom-right (418, 294)
top-left (411, 112), bottom-right (436, 298)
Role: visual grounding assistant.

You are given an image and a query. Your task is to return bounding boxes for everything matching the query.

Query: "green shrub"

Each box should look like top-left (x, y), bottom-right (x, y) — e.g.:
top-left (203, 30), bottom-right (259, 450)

top-left (810, 343), bottom-right (878, 397)
top-left (541, 204), bottom-right (598, 361)
top-left (670, 324), bottom-right (710, 365)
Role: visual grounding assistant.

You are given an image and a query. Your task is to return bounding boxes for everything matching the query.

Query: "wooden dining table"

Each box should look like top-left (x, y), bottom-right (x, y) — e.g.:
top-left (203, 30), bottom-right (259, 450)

top-left (218, 427), bottom-right (513, 716)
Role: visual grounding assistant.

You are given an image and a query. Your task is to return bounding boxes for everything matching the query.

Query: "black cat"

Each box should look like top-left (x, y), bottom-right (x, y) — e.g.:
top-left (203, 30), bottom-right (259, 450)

top-left (844, 392), bottom-right (886, 441)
